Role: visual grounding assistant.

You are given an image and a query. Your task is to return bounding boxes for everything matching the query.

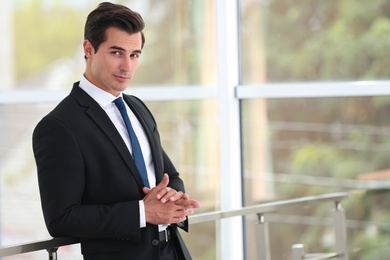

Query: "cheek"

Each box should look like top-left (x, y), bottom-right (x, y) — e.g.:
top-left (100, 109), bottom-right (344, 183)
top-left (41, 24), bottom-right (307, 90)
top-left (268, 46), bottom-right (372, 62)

top-left (92, 56), bottom-right (109, 75)
top-left (103, 57), bottom-right (121, 72)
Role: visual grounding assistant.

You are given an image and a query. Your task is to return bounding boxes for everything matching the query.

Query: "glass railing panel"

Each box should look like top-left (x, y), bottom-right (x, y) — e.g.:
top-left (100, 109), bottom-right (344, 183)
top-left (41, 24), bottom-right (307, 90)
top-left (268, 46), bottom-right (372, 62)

top-left (242, 96), bottom-right (390, 259)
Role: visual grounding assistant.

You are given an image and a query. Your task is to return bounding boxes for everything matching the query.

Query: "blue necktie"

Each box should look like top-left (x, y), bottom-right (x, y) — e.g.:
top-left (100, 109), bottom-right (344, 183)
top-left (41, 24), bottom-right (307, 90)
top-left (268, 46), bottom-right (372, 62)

top-left (114, 97), bottom-right (150, 188)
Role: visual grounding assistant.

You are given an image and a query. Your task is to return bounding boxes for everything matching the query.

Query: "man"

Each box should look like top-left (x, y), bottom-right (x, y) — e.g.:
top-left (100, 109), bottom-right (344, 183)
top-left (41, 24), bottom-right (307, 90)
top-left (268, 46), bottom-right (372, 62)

top-left (32, 2), bottom-right (200, 260)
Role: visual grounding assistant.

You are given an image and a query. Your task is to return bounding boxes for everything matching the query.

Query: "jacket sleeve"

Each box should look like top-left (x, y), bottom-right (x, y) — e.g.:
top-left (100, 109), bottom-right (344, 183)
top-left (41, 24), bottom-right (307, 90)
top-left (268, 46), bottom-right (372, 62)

top-left (33, 117), bottom-right (142, 241)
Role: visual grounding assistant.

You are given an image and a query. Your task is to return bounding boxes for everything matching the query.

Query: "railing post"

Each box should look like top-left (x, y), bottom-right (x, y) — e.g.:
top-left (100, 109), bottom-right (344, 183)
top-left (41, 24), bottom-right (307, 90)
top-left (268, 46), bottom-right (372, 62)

top-left (292, 244), bottom-right (305, 260)
top-left (334, 200), bottom-right (349, 260)
top-left (47, 247), bottom-right (58, 260)
top-left (256, 213), bottom-right (270, 260)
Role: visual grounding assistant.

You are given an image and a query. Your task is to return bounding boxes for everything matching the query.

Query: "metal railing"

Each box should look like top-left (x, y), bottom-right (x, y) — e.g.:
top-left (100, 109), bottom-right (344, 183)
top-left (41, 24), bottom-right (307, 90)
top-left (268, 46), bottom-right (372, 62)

top-left (0, 192), bottom-right (349, 260)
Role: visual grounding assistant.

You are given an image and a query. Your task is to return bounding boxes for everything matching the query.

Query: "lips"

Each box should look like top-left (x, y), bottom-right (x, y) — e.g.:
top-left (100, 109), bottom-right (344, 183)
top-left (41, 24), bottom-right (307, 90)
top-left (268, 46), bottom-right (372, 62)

top-left (116, 75), bottom-right (130, 80)
top-left (114, 73), bottom-right (131, 81)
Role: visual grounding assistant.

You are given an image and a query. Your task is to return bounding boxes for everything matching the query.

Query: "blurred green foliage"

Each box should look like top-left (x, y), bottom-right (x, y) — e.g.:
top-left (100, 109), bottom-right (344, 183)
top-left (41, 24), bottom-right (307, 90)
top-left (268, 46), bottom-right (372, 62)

top-left (252, 0), bottom-right (390, 258)
top-left (13, 0), bottom-right (88, 82)
top-left (265, 0), bottom-right (390, 81)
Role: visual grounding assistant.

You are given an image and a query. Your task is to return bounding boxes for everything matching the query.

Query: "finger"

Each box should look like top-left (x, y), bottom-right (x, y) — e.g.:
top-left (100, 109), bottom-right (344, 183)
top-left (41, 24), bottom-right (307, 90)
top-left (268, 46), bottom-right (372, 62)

top-left (185, 208), bottom-right (195, 215)
top-left (169, 191), bottom-right (184, 201)
top-left (172, 211), bottom-right (188, 223)
top-left (156, 174), bottom-right (169, 199)
top-left (160, 187), bottom-right (175, 203)
top-left (161, 189), bottom-right (181, 203)
top-left (174, 198), bottom-right (201, 209)
top-left (143, 187), bottom-right (151, 195)
top-left (169, 191), bottom-right (184, 202)
top-left (173, 208), bottom-right (194, 221)
top-left (181, 193), bottom-right (190, 200)
top-left (157, 173), bottom-right (169, 188)
top-left (160, 188), bottom-right (183, 203)
top-left (172, 216), bottom-right (187, 223)
top-left (157, 186), bottom-right (172, 201)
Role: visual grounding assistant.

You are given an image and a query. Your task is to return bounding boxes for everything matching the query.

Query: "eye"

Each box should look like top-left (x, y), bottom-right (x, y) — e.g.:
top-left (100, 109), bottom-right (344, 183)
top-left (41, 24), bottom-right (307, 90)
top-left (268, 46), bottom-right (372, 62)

top-left (130, 53), bottom-right (140, 58)
top-left (112, 51), bottom-right (122, 56)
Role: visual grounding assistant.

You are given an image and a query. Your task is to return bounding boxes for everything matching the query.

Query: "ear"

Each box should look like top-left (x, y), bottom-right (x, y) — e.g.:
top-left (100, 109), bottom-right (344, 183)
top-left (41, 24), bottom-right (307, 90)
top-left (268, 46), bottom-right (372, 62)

top-left (83, 40), bottom-right (94, 59)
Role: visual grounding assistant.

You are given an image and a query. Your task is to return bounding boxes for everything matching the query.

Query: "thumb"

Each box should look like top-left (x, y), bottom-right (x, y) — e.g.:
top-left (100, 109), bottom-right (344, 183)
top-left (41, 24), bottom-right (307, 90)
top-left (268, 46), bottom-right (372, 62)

top-left (143, 187), bottom-right (151, 195)
top-left (156, 173), bottom-right (169, 190)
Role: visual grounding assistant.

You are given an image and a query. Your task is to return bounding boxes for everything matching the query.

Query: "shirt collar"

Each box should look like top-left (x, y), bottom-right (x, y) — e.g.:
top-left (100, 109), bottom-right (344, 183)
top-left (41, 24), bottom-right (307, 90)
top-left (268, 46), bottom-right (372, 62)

top-left (79, 75), bottom-right (122, 108)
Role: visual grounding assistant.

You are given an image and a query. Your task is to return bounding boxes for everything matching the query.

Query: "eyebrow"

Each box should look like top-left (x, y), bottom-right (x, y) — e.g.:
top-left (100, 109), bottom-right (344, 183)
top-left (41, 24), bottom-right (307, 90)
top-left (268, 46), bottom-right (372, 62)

top-left (109, 45), bottom-right (142, 54)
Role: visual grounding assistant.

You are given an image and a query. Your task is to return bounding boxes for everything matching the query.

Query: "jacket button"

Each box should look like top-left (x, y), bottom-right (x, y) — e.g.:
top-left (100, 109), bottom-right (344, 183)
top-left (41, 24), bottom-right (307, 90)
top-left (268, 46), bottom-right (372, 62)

top-left (152, 239), bottom-right (160, 246)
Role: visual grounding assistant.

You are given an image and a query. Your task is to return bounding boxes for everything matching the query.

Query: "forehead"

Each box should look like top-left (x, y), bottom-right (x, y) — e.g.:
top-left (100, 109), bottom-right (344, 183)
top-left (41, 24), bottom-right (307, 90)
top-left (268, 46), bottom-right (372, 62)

top-left (103, 27), bottom-right (142, 50)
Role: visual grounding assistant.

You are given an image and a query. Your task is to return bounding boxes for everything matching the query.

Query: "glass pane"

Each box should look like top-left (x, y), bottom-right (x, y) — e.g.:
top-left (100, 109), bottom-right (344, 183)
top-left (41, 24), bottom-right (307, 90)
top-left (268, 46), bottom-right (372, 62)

top-left (145, 100), bottom-right (220, 210)
top-left (145, 100), bottom-right (219, 259)
top-left (2, 0), bottom-right (216, 91)
top-left (0, 104), bottom-right (51, 244)
top-left (137, 0), bottom-right (217, 86)
top-left (2, 0), bottom-right (218, 258)
top-left (0, 103), bottom-right (82, 258)
top-left (242, 97), bottom-right (390, 259)
top-left (240, 0), bottom-right (390, 83)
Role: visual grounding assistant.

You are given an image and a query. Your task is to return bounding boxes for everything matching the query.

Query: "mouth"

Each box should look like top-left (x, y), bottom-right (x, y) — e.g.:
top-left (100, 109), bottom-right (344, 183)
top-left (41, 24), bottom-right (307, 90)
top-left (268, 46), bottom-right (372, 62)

top-left (116, 75), bottom-right (130, 80)
top-left (114, 74), bottom-right (131, 81)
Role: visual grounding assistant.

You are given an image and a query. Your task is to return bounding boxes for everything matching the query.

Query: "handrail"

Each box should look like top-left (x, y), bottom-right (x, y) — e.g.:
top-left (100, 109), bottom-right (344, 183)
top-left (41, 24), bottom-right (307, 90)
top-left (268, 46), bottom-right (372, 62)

top-left (0, 192), bottom-right (349, 258)
top-left (190, 191), bottom-right (348, 224)
top-left (0, 237), bottom-right (80, 257)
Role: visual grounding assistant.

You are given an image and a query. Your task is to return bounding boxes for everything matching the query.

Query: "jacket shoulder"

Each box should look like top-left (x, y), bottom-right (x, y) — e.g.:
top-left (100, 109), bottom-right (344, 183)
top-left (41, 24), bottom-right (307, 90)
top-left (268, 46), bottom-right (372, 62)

top-left (125, 95), bottom-right (157, 124)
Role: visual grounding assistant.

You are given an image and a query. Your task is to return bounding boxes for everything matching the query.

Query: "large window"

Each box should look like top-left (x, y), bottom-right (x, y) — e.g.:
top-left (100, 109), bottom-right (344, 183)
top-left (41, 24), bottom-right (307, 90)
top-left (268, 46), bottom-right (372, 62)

top-left (240, 0), bottom-right (390, 259)
top-left (1, 0), bottom-right (390, 259)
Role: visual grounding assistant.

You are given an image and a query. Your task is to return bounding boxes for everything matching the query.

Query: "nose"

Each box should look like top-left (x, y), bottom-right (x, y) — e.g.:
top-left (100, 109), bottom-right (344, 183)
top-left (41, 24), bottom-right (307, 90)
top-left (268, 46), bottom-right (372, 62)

top-left (120, 56), bottom-right (132, 72)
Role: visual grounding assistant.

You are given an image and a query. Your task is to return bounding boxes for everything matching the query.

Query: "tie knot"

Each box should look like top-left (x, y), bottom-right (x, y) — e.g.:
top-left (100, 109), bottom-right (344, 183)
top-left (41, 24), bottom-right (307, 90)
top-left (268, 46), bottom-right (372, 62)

top-left (114, 97), bottom-right (125, 110)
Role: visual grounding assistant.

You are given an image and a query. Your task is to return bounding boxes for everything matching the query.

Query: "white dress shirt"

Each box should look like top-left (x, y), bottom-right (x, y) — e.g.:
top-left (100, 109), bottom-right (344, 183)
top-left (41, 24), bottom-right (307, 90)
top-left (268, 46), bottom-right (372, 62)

top-left (79, 75), bottom-right (157, 228)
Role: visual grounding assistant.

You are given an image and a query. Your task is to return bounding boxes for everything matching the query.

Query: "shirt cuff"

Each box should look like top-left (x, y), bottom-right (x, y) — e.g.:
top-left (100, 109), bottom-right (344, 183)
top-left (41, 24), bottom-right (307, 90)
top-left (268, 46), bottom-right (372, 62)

top-left (139, 200), bottom-right (146, 228)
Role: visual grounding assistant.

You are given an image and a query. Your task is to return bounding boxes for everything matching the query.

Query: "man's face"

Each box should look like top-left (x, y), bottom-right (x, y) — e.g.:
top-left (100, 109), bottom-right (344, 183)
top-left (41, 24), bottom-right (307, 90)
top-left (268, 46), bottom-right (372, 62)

top-left (83, 27), bottom-right (142, 96)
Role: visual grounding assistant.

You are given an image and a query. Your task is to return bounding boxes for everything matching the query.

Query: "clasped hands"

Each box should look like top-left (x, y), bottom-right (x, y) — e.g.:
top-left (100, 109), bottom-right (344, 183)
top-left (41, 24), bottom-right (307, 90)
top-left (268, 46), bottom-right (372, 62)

top-left (143, 173), bottom-right (200, 225)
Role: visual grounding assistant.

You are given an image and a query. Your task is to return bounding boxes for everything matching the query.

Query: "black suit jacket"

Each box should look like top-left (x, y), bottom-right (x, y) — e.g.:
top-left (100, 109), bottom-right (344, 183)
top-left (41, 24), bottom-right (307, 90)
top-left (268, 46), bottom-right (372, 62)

top-left (33, 82), bottom-right (191, 259)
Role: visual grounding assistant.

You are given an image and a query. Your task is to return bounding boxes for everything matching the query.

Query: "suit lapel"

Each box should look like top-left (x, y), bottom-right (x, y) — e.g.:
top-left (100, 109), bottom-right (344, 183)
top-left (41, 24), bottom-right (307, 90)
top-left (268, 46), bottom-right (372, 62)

top-left (70, 84), bottom-right (145, 189)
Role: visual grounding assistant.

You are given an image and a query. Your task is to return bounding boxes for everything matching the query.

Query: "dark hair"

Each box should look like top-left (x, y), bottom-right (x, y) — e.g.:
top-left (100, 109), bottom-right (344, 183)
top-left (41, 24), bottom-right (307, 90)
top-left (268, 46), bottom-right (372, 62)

top-left (84, 2), bottom-right (145, 59)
